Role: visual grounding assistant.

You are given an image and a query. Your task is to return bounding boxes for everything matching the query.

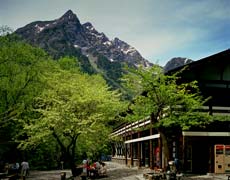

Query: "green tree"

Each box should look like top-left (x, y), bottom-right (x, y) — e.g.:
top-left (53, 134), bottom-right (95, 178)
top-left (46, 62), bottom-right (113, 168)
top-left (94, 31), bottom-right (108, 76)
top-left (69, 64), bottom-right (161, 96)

top-left (0, 31), bottom-right (60, 165)
top-left (58, 56), bottom-right (80, 71)
top-left (0, 25), bottom-right (13, 36)
top-left (122, 65), bottom-right (212, 167)
top-left (77, 122), bottom-right (112, 161)
top-left (0, 35), bottom-right (52, 123)
top-left (18, 68), bottom-right (126, 176)
top-left (0, 34), bottom-right (54, 160)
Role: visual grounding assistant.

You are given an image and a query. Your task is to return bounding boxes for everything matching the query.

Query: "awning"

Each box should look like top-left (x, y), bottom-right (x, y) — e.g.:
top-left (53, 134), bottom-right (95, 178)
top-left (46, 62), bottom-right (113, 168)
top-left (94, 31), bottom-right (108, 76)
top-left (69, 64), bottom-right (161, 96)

top-left (124, 134), bottom-right (160, 144)
top-left (182, 131), bottom-right (230, 137)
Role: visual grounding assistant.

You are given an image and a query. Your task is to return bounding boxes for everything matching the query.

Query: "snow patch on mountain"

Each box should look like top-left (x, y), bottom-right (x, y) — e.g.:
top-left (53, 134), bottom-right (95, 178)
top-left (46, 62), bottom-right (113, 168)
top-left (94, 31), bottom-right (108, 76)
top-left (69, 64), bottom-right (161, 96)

top-left (35, 24), bottom-right (45, 33)
top-left (16, 10), bottom-right (153, 68)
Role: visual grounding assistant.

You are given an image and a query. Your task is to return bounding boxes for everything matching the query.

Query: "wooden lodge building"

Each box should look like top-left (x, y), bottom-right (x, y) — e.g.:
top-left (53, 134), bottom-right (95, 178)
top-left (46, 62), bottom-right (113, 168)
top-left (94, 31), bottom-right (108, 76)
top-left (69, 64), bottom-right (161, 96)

top-left (111, 49), bottom-right (230, 174)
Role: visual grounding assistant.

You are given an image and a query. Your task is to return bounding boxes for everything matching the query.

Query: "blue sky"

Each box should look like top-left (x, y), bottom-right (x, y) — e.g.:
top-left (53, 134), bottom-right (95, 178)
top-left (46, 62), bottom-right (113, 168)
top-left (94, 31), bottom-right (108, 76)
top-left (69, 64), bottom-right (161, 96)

top-left (1, 0), bottom-right (230, 66)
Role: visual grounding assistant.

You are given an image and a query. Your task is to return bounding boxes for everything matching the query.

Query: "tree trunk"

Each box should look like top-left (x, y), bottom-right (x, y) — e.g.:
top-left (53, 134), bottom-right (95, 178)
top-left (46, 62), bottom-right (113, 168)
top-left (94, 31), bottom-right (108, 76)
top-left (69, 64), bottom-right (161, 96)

top-left (52, 131), bottom-right (79, 177)
top-left (60, 149), bottom-right (77, 177)
top-left (159, 129), bottom-right (170, 169)
top-left (70, 136), bottom-right (78, 177)
top-left (70, 156), bottom-right (77, 177)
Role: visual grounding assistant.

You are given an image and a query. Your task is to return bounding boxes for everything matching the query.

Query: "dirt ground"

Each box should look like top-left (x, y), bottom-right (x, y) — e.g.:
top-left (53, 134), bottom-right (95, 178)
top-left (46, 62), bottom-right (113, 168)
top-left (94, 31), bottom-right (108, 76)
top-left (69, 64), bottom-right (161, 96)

top-left (26, 161), bottom-right (146, 180)
top-left (25, 161), bottom-right (228, 180)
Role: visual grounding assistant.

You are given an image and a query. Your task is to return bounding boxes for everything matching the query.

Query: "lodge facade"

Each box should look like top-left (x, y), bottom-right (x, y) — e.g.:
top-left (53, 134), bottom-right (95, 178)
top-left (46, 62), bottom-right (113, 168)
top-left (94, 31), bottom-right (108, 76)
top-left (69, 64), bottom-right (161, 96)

top-left (111, 49), bottom-right (230, 174)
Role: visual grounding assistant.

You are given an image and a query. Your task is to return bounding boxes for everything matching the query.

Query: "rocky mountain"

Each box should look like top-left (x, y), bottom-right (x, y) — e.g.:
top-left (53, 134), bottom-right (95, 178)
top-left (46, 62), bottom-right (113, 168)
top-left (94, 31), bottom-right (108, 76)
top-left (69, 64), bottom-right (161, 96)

top-left (15, 10), bottom-right (152, 74)
top-left (164, 57), bottom-right (193, 72)
top-left (15, 9), bottom-right (194, 93)
top-left (15, 10), bottom-right (153, 94)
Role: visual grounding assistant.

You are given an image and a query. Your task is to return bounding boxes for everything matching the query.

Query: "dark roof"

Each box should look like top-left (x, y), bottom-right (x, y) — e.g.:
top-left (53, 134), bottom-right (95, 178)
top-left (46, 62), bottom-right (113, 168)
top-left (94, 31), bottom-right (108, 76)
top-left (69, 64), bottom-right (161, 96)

top-left (166, 49), bottom-right (230, 74)
top-left (165, 49), bottom-right (230, 107)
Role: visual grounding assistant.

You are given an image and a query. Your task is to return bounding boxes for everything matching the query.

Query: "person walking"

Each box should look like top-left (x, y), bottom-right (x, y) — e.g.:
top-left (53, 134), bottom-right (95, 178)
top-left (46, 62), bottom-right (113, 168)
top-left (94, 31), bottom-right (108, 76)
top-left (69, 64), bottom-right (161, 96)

top-left (21, 160), bottom-right (29, 180)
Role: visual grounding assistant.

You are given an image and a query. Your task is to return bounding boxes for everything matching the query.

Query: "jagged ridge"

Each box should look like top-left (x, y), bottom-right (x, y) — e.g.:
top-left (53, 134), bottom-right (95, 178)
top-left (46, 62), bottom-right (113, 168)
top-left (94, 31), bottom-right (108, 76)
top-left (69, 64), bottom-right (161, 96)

top-left (16, 10), bottom-right (152, 68)
top-left (15, 10), bottom-right (153, 92)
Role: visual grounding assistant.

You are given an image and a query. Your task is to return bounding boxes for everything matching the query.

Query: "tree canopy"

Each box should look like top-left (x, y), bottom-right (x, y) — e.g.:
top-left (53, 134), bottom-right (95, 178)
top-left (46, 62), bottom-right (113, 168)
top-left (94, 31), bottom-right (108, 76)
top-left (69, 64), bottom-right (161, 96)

top-left (123, 65), bottom-right (212, 129)
top-left (0, 32), bottom-right (58, 163)
top-left (0, 34), bottom-right (55, 140)
top-left (19, 68), bottom-right (126, 148)
top-left (17, 57), bottom-right (126, 174)
top-left (122, 65), bottom-right (213, 166)
top-left (0, 32), bottom-right (127, 173)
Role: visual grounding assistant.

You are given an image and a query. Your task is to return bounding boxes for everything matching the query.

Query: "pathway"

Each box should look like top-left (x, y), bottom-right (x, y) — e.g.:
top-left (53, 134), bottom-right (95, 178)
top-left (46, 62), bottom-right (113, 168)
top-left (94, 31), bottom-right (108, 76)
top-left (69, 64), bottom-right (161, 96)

top-left (26, 161), bottom-right (228, 180)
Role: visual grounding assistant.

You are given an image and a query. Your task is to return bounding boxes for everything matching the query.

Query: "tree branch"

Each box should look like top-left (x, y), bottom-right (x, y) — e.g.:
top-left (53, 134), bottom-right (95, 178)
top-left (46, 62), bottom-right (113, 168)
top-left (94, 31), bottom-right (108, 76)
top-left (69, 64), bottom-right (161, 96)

top-left (52, 130), bottom-right (66, 153)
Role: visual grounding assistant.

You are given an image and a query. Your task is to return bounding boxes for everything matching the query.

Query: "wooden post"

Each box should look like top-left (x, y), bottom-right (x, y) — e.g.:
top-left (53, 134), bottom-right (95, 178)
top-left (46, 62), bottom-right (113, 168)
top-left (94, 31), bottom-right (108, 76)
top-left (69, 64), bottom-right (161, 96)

top-left (150, 129), bottom-right (153, 169)
top-left (131, 134), bottom-right (133, 166)
top-left (150, 140), bottom-right (153, 169)
top-left (182, 135), bottom-right (185, 172)
top-left (138, 132), bottom-right (141, 167)
top-left (158, 136), bottom-right (162, 168)
top-left (124, 123), bottom-right (128, 165)
top-left (125, 137), bottom-right (127, 165)
top-left (150, 115), bottom-right (154, 169)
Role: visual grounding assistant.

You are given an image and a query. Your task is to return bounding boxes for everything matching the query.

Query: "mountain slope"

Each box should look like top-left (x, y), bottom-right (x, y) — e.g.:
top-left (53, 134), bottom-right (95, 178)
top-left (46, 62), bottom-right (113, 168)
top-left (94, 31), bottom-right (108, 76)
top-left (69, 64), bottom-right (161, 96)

top-left (15, 10), bottom-right (152, 89)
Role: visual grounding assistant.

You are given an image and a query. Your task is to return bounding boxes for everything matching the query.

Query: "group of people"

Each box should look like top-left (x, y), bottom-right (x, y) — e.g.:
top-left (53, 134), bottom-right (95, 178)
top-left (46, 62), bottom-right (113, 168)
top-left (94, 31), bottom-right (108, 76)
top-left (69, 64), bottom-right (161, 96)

top-left (5, 160), bottom-right (29, 179)
top-left (82, 159), bottom-right (107, 178)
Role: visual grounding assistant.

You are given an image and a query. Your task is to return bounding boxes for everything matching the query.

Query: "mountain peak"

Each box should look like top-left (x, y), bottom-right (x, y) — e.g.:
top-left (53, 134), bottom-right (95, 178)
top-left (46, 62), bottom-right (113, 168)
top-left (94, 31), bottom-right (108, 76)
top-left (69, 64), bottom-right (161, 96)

top-left (62, 9), bottom-right (74, 17)
top-left (164, 57), bottom-right (193, 72)
top-left (15, 10), bottom-right (152, 69)
top-left (15, 10), bottom-right (153, 90)
top-left (59, 9), bottom-right (79, 23)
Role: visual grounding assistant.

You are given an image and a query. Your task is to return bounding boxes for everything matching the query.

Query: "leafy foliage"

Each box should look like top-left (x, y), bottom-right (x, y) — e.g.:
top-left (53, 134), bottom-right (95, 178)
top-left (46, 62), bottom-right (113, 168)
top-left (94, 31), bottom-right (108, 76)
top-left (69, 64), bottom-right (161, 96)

top-left (0, 32), bottom-right (58, 164)
top-left (17, 61), bottom-right (127, 173)
top-left (0, 25), bottom-right (13, 36)
top-left (58, 56), bottom-right (80, 71)
top-left (122, 65), bottom-right (212, 129)
top-left (122, 65), bottom-right (213, 165)
top-left (19, 70), bottom-right (125, 147)
top-left (0, 34), bottom-right (52, 133)
top-left (0, 31), bottom-right (127, 171)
